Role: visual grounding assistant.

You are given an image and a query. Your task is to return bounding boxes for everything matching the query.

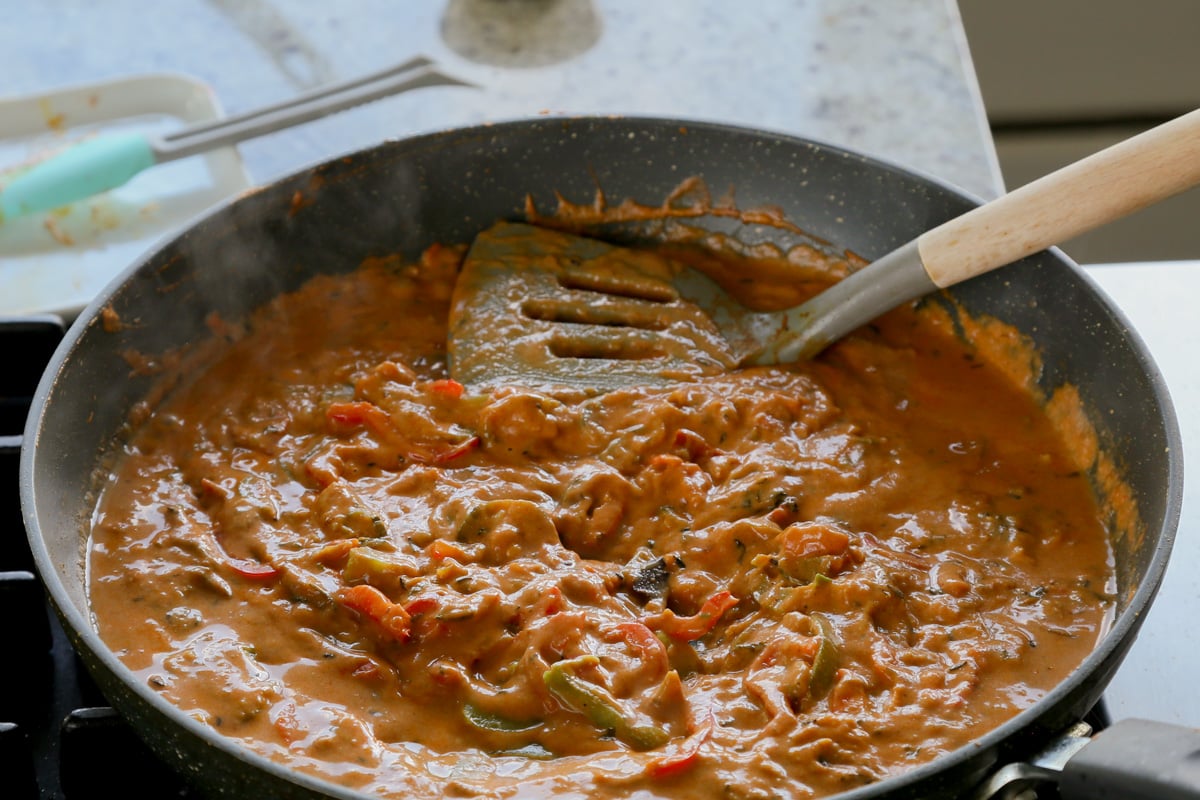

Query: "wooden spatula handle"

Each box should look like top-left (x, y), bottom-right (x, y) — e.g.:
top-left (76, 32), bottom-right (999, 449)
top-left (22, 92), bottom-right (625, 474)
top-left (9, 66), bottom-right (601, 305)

top-left (918, 108), bottom-right (1200, 288)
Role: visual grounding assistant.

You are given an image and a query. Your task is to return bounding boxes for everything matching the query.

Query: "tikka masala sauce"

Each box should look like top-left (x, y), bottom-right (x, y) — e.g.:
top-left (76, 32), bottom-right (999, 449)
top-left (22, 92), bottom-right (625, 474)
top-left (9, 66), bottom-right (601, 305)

top-left (88, 225), bottom-right (1116, 799)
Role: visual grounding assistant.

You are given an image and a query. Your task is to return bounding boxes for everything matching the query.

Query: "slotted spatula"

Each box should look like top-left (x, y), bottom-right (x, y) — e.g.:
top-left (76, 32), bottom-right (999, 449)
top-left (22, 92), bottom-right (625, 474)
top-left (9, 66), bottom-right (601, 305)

top-left (447, 108), bottom-right (1200, 392)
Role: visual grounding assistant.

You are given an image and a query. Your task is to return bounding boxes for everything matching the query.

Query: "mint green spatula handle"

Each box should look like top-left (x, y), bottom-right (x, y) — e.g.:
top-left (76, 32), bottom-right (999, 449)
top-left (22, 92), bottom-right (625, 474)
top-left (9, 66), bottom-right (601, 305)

top-left (0, 57), bottom-right (472, 222)
top-left (0, 132), bottom-right (155, 220)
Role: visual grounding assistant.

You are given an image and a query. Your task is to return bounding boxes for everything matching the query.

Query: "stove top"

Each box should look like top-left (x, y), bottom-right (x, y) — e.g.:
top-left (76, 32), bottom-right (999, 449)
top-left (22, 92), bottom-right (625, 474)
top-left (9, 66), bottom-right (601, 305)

top-left (1, 316), bottom-right (199, 798)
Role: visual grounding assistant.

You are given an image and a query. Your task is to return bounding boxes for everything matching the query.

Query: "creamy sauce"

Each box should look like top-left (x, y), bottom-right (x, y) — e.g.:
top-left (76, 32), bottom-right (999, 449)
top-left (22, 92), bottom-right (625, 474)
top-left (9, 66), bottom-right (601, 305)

top-left (88, 227), bottom-right (1116, 799)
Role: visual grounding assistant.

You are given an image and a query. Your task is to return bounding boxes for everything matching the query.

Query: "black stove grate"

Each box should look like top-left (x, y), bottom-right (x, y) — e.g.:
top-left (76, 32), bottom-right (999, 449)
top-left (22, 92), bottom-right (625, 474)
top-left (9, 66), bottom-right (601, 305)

top-left (1, 315), bottom-right (198, 798)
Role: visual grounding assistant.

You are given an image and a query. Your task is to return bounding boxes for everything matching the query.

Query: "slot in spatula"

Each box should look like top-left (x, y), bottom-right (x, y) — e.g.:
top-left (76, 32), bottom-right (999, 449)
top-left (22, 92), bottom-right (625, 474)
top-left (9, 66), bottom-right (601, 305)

top-left (447, 108), bottom-right (1200, 392)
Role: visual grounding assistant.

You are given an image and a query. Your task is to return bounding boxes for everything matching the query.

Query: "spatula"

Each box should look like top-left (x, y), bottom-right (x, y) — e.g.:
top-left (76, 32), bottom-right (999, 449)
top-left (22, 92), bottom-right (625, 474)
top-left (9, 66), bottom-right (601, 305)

top-left (447, 108), bottom-right (1200, 392)
top-left (0, 57), bottom-right (471, 220)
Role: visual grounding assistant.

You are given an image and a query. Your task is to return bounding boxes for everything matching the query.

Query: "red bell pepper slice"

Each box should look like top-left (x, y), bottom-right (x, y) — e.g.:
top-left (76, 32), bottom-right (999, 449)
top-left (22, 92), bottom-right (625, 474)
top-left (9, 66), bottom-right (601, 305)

top-left (403, 596), bottom-right (438, 616)
top-left (408, 435), bottom-right (481, 465)
top-left (336, 584), bottom-right (412, 642)
top-left (612, 621), bottom-right (669, 670)
top-left (223, 553), bottom-right (281, 580)
top-left (650, 590), bottom-right (738, 642)
top-left (326, 401), bottom-right (392, 434)
top-left (200, 526), bottom-right (280, 581)
top-left (428, 379), bottom-right (465, 399)
top-left (644, 711), bottom-right (714, 779)
top-left (673, 429), bottom-right (720, 461)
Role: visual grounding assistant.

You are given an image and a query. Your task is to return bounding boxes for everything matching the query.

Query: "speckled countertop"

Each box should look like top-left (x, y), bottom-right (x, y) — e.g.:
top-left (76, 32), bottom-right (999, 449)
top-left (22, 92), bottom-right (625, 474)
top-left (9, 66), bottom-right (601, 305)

top-left (0, 0), bottom-right (1004, 199)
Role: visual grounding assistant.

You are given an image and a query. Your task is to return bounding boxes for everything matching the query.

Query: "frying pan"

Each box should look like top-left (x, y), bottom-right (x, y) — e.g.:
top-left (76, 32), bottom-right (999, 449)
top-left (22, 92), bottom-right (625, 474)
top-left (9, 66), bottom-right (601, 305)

top-left (18, 117), bottom-right (1193, 799)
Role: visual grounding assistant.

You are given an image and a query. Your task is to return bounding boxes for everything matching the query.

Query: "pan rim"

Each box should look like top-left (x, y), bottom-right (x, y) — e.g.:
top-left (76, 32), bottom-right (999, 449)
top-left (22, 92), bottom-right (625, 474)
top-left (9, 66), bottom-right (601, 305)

top-left (19, 113), bottom-right (1185, 799)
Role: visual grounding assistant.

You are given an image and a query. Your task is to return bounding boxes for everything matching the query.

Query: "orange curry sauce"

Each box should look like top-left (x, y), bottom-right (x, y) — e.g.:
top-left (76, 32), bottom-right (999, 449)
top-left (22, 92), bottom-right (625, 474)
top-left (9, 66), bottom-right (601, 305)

top-left (88, 230), bottom-right (1115, 799)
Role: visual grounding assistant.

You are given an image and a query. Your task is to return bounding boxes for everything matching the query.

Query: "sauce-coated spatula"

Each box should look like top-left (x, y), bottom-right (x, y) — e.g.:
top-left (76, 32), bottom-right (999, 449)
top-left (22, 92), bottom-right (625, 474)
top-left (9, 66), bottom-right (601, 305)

top-left (447, 108), bottom-right (1200, 392)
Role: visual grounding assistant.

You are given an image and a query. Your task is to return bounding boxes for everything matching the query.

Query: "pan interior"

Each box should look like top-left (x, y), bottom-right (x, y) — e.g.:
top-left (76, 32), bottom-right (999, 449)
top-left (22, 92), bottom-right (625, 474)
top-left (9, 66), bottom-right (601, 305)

top-left (22, 117), bottom-right (1181, 800)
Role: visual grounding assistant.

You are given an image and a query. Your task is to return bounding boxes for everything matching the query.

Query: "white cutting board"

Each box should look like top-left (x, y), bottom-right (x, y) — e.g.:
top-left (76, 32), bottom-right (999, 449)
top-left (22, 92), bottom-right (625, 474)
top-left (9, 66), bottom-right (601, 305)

top-left (0, 73), bottom-right (251, 319)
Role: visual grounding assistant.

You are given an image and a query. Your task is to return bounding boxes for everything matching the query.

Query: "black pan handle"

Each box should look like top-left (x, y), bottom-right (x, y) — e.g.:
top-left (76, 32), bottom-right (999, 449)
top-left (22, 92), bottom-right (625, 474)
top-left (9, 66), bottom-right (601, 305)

top-left (1057, 718), bottom-right (1200, 800)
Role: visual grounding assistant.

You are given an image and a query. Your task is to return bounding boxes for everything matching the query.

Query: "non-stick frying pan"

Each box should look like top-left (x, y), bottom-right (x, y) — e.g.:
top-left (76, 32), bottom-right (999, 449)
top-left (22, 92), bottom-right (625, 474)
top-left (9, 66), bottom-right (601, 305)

top-left (19, 117), bottom-right (1193, 799)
